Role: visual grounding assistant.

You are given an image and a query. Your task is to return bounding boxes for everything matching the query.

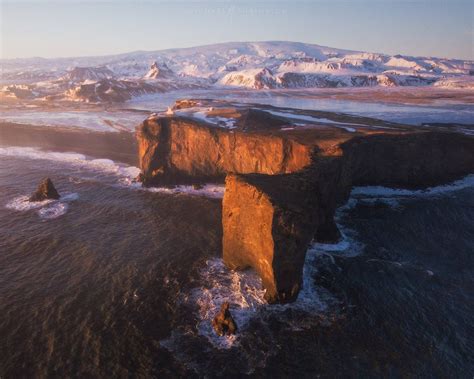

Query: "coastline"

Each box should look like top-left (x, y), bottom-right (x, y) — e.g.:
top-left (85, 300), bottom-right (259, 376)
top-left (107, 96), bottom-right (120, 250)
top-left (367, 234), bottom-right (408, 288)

top-left (0, 122), bottom-right (138, 166)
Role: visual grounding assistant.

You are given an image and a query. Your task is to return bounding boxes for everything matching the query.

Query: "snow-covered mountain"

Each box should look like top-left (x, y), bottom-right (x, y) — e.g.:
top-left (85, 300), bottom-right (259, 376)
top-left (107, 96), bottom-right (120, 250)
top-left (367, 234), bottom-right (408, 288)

top-left (1, 41), bottom-right (472, 102)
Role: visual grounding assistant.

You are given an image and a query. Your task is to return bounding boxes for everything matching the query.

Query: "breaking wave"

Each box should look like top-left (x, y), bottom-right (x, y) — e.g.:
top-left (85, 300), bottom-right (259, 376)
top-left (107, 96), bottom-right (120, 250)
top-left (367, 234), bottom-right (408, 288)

top-left (351, 174), bottom-right (474, 198)
top-left (0, 146), bottom-right (224, 199)
top-left (0, 146), bottom-right (140, 181)
top-left (5, 193), bottom-right (79, 220)
top-left (137, 183), bottom-right (225, 199)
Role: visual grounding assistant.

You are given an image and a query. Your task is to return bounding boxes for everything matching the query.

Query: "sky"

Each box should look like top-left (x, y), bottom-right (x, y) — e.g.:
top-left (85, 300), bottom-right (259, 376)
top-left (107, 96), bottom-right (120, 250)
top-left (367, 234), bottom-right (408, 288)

top-left (1, 0), bottom-right (473, 60)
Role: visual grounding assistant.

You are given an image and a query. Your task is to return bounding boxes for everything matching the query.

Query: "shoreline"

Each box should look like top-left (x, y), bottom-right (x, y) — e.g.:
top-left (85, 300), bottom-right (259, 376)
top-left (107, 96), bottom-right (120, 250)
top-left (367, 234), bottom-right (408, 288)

top-left (0, 122), bottom-right (138, 166)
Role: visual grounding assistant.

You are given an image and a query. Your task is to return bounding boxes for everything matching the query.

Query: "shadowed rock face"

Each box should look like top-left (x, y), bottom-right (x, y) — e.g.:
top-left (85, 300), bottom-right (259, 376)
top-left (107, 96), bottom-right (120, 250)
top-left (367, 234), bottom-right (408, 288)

top-left (137, 102), bottom-right (474, 303)
top-left (30, 178), bottom-right (61, 202)
top-left (223, 132), bottom-right (474, 303)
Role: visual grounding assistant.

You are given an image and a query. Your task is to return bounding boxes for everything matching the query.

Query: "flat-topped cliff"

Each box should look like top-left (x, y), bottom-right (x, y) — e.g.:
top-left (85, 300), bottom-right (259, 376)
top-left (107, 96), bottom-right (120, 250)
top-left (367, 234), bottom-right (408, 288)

top-left (137, 116), bottom-right (312, 185)
top-left (223, 132), bottom-right (474, 303)
top-left (136, 100), bottom-right (474, 303)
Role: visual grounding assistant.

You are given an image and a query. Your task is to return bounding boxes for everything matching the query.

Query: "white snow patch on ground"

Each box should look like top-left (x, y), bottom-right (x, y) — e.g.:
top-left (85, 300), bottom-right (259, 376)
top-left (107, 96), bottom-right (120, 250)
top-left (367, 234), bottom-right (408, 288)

top-left (170, 107), bottom-right (238, 129)
top-left (262, 109), bottom-right (359, 132)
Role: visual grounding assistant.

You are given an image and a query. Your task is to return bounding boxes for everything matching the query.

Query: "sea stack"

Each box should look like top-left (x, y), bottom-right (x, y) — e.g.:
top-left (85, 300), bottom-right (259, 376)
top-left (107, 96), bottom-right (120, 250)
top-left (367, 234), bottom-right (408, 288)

top-left (137, 99), bottom-right (474, 304)
top-left (29, 178), bottom-right (61, 202)
top-left (211, 302), bottom-right (238, 336)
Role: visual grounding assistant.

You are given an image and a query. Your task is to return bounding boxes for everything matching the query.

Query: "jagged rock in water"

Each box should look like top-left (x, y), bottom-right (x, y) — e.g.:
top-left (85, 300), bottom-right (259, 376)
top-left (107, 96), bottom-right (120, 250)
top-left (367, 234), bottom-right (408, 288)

top-left (29, 178), bottom-right (60, 202)
top-left (211, 302), bottom-right (238, 336)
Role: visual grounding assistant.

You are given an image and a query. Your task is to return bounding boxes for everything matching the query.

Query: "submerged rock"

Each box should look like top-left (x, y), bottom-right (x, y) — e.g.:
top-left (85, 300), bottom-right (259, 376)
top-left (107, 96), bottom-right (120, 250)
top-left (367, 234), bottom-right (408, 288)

top-left (211, 302), bottom-right (238, 336)
top-left (29, 178), bottom-right (61, 202)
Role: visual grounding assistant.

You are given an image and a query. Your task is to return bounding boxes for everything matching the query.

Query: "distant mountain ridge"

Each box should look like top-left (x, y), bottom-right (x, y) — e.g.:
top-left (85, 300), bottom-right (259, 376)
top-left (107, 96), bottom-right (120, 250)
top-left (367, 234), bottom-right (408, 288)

top-left (1, 41), bottom-right (473, 102)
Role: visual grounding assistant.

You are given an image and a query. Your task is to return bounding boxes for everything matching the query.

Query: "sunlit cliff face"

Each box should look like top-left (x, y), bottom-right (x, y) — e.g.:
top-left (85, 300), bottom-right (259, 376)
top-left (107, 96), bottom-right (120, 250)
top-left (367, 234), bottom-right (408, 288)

top-left (134, 99), bottom-right (474, 303)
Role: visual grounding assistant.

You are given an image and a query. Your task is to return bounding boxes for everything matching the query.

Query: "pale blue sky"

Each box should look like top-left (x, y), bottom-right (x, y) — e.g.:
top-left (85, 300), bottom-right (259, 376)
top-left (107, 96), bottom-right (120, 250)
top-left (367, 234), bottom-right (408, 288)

top-left (1, 0), bottom-right (473, 59)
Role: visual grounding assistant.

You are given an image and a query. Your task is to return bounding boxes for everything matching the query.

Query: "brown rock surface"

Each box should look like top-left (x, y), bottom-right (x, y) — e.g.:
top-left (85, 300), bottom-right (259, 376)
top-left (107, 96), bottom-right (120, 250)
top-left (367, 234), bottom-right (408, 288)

top-left (137, 101), bottom-right (474, 303)
top-left (223, 132), bottom-right (474, 303)
top-left (223, 172), bottom-right (319, 303)
top-left (137, 116), bottom-right (313, 185)
top-left (211, 302), bottom-right (238, 336)
top-left (29, 178), bottom-right (61, 202)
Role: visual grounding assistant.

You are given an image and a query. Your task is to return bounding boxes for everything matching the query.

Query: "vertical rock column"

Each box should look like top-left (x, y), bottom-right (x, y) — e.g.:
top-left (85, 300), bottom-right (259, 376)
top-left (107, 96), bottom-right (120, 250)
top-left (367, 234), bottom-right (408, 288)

top-left (222, 173), bottom-right (319, 303)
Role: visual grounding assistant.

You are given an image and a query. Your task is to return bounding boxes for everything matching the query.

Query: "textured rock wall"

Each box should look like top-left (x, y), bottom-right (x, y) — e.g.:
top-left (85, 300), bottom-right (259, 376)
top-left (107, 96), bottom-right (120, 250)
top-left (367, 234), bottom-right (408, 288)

top-left (137, 117), bottom-right (313, 185)
top-left (223, 173), bottom-right (319, 303)
top-left (222, 132), bottom-right (474, 303)
top-left (341, 132), bottom-right (474, 188)
top-left (137, 117), bottom-right (474, 303)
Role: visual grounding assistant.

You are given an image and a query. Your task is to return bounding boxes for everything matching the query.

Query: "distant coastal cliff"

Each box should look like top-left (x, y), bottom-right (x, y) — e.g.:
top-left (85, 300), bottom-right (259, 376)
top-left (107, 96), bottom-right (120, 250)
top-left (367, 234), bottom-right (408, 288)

top-left (137, 100), bottom-right (474, 303)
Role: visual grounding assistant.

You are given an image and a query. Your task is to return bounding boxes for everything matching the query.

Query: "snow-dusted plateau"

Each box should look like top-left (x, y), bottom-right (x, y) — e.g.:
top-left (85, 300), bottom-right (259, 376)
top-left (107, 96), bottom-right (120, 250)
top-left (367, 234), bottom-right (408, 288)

top-left (1, 41), bottom-right (473, 131)
top-left (2, 41), bottom-right (474, 98)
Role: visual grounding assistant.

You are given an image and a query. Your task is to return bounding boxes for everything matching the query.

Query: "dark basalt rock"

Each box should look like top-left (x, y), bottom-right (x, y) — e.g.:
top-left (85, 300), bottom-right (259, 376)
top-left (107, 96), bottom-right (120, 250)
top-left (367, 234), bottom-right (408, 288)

top-left (211, 302), bottom-right (238, 336)
top-left (29, 178), bottom-right (60, 202)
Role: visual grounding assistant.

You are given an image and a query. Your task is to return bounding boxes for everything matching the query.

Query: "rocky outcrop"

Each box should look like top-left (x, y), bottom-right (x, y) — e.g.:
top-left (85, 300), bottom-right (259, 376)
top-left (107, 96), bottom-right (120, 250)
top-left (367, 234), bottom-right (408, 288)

top-left (30, 178), bottom-right (60, 202)
top-left (144, 61), bottom-right (174, 80)
top-left (223, 132), bottom-right (474, 303)
top-left (211, 302), bottom-right (238, 336)
top-left (340, 132), bottom-right (474, 188)
top-left (61, 66), bottom-right (115, 82)
top-left (137, 116), bottom-right (313, 185)
top-left (137, 102), bottom-right (474, 303)
top-left (223, 172), bottom-right (319, 303)
top-left (67, 79), bottom-right (161, 103)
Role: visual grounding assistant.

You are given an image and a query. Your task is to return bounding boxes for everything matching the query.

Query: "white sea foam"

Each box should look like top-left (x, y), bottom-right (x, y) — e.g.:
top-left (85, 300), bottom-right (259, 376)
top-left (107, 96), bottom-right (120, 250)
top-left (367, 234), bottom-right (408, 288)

top-left (37, 202), bottom-right (69, 219)
top-left (0, 146), bottom-right (141, 182)
top-left (163, 172), bottom-right (474, 360)
top-left (5, 192), bottom-right (79, 220)
top-left (352, 174), bottom-right (474, 198)
top-left (348, 174), bottom-right (474, 211)
top-left (184, 238), bottom-right (344, 349)
top-left (140, 184), bottom-right (225, 199)
top-left (5, 196), bottom-right (54, 212)
top-left (187, 258), bottom-right (267, 349)
top-left (0, 147), bottom-right (224, 199)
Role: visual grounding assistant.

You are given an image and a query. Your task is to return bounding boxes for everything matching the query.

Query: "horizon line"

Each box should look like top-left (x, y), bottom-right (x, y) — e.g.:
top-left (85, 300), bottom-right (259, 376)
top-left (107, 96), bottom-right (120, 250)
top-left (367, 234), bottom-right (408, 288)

top-left (1, 40), bottom-right (471, 62)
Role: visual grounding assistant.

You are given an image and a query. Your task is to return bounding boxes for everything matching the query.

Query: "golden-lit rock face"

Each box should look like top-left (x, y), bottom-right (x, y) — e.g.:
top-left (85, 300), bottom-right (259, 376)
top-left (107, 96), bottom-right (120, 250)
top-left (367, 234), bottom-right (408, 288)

top-left (137, 116), bottom-right (314, 184)
top-left (222, 175), bottom-right (276, 298)
top-left (223, 173), bottom-right (320, 303)
top-left (222, 132), bottom-right (474, 303)
top-left (137, 103), bottom-right (474, 304)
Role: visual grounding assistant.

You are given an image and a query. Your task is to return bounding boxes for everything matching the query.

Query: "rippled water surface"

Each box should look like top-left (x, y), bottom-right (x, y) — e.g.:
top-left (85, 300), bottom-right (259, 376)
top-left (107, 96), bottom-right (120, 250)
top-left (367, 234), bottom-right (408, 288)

top-left (0, 147), bottom-right (473, 377)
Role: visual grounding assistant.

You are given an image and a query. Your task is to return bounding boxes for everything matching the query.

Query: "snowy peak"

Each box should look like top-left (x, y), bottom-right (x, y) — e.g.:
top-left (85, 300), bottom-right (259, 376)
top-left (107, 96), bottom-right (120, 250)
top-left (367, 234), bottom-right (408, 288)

top-left (62, 66), bottom-right (115, 82)
top-left (1, 41), bottom-right (473, 96)
top-left (144, 61), bottom-right (174, 79)
top-left (219, 67), bottom-right (276, 89)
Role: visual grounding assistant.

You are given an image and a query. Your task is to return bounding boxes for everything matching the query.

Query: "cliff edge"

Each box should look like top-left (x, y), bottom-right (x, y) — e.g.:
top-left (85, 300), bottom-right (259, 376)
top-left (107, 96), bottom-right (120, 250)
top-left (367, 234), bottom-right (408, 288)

top-left (137, 99), bottom-right (474, 303)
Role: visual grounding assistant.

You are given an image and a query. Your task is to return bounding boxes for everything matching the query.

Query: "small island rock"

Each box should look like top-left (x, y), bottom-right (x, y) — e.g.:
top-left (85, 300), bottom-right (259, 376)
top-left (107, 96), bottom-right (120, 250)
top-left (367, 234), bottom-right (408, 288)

top-left (211, 302), bottom-right (238, 336)
top-left (29, 178), bottom-right (61, 202)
